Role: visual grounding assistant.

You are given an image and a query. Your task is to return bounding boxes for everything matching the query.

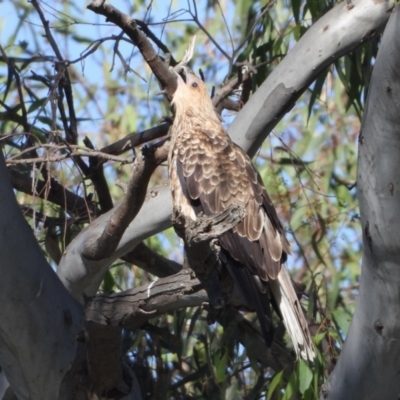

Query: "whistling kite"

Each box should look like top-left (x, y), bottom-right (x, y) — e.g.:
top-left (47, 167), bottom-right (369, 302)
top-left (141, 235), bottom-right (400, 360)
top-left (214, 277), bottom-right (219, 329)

top-left (168, 66), bottom-right (315, 361)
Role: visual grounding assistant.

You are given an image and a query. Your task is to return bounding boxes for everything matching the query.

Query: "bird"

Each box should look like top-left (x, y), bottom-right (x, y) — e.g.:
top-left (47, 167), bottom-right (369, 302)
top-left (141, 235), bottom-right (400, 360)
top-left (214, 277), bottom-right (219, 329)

top-left (168, 65), bottom-right (315, 361)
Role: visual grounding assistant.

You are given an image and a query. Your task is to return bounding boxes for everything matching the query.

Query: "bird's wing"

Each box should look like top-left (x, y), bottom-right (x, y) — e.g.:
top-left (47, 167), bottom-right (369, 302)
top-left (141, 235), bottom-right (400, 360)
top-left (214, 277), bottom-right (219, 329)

top-left (175, 128), bottom-right (289, 280)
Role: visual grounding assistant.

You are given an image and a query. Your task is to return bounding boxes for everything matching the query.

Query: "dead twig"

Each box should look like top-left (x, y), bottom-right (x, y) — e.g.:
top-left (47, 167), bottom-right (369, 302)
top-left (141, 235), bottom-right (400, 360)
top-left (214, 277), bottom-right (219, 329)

top-left (9, 168), bottom-right (98, 220)
top-left (87, 0), bottom-right (177, 99)
top-left (6, 144), bottom-right (130, 165)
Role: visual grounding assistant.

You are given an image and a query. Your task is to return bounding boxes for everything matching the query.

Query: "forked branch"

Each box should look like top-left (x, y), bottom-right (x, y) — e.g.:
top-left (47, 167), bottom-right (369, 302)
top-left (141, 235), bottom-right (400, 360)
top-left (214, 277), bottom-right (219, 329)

top-left (83, 141), bottom-right (169, 261)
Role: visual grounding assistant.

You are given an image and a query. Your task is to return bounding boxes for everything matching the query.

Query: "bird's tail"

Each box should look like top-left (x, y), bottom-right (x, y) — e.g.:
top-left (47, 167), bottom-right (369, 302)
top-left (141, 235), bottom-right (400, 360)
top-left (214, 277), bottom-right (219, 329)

top-left (269, 266), bottom-right (316, 361)
top-left (225, 259), bottom-right (274, 346)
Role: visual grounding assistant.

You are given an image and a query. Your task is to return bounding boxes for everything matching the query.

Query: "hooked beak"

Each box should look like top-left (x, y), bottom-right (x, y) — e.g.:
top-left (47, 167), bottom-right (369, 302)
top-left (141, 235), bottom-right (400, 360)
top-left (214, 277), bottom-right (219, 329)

top-left (173, 65), bottom-right (192, 84)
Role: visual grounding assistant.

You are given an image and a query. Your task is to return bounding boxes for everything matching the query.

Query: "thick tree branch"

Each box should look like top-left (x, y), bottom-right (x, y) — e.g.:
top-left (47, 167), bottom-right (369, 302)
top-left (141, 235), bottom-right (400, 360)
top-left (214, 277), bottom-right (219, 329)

top-left (83, 141), bottom-right (169, 261)
top-left (172, 203), bottom-right (246, 309)
top-left (58, 185), bottom-right (172, 301)
top-left (85, 269), bottom-right (207, 328)
top-left (175, 203), bottom-right (246, 244)
top-left (84, 323), bottom-right (137, 398)
top-left (1, 145), bottom-right (143, 398)
top-left (85, 205), bottom-right (244, 327)
top-left (85, 269), bottom-right (294, 374)
top-left (121, 241), bottom-right (182, 277)
top-left (229, 0), bottom-right (394, 157)
top-left (100, 122), bottom-right (171, 157)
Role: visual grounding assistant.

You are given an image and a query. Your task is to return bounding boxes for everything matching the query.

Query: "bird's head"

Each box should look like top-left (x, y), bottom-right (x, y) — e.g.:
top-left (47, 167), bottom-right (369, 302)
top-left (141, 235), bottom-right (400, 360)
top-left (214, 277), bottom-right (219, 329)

top-left (171, 66), bottom-right (215, 117)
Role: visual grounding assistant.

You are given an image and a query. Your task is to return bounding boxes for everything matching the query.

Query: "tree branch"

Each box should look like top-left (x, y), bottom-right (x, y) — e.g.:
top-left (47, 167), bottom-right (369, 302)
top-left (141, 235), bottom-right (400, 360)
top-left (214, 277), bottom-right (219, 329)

top-left (8, 167), bottom-right (98, 220)
top-left (229, 0), bottom-right (394, 157)
top-left (84, 322), bottom-right (136, 398)
top-left (100, 122), bottom-right (171, 157)
top-left (6, 144), bottom-right (130, 165)
top-left (85, 269), bottom-right (294, 373)
top-left (172, 203), bottom-right (246, 309)
top-left (85, 269), bottom-right (207, 328)
top-left (121, 241), bottom-right (182, 277)
top-left (87, 1), bottom-right (177, 100)
top-left (82, 141), bottom-right (169, 261)
top-left (83, 136), bottom-right (114, 214)
top-left (30, 0), bottom-right (78, 144)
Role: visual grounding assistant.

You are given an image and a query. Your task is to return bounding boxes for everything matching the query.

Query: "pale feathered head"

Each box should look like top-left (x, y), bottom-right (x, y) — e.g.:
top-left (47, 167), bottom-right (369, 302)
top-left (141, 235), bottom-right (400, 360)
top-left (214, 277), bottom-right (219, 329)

top-left (171, 66), bottom-right (216, 117)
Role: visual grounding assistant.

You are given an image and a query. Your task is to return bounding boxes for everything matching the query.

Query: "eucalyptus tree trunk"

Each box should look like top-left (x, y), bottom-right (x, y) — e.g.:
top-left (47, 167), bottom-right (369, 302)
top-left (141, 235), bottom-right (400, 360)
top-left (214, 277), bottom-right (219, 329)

top-left (324, 7), bottom-right (400, 400)
top-left (0, 150), bottom-right (83, 400)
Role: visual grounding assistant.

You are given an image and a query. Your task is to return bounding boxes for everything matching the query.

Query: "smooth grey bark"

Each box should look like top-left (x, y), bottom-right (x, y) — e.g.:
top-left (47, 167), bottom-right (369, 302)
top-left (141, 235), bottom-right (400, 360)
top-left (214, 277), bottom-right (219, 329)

top-left (0, 371), bottom-right (9, 399)
top-left (324, 7), bottom-right (400, 400)
top-left (0, 151), bottom-right (83, 400)
top-left (58, 0), bottom-right (394, 301)
top-left (58, 184), bottom-right (173, 301)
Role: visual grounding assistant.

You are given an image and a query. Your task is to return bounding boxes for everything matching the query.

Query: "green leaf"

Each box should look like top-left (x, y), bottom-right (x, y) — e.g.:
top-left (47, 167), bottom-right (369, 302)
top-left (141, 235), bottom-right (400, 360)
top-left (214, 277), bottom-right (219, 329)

top-left (267, 369), bottom-right (283, 399)
top-left (332, 308), bottom-right (352, 336)
top-left (102, 270), bottom-right (115, 292)
top-left (28, 98), bottom-right (47, 114)
top-left (307, 68), bottom-right (328, 123)
top-left (187, 307), bottom-right (202, 340)
top-left (313, 331), bottom-right (327, 346)
top-left (291, 0), bottom-right (301, 24)
top-left (37, 116), bottom-right (60, 129)
top-left (282, 370), bottom-right (297, 400)
top-left (298, 360), bottom-right (313, 394)
top-left (215, 350), bottom-right (227, 383)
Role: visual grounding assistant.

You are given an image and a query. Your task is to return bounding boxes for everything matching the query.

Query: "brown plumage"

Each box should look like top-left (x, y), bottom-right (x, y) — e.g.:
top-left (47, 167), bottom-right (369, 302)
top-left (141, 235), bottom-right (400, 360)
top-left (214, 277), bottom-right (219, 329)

top-left (168, 66), bottom-right (315, 361)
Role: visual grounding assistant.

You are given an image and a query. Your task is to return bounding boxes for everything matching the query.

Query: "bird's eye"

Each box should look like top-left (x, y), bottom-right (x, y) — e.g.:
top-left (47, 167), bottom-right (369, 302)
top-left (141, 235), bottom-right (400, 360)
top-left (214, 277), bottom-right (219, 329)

top-left (192, 82), bottom-right (198, 88)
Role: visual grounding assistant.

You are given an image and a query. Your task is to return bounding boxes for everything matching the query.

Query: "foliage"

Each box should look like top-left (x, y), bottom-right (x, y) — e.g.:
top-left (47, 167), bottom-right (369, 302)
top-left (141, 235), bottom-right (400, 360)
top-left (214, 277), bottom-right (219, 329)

top-left (0, 0), bottom-right (378, 398)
